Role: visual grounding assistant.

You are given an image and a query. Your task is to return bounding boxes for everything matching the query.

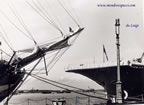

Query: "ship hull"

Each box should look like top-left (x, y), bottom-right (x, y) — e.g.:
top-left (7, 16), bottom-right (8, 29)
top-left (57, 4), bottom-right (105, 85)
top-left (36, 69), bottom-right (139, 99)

top-left (0, 71), bottom-right (25, 101)
top-left (67, 64), bottom-right (144, 101)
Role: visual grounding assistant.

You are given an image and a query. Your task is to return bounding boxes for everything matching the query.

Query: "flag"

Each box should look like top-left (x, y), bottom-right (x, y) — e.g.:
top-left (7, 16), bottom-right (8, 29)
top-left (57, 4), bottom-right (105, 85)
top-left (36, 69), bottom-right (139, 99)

top-left (103, 45), bottom-right (109, 62)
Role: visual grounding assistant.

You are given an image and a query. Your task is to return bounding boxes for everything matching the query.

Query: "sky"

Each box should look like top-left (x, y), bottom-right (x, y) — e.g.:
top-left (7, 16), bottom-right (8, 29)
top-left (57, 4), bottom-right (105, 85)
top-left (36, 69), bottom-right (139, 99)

top-left (0, 0), bottom-right (143, 92)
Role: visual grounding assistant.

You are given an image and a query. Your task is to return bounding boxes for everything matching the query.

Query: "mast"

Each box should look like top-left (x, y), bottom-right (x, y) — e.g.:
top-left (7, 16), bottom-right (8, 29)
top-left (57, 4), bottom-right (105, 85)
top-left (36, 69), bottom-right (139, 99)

top-left (115, 19), bottom-right (123, 103)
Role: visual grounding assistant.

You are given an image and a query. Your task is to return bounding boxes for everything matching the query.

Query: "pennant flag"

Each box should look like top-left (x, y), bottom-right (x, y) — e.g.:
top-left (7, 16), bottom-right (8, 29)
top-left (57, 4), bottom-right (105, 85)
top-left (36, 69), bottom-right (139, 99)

top-left (103, 45), bottom-right (109, 62)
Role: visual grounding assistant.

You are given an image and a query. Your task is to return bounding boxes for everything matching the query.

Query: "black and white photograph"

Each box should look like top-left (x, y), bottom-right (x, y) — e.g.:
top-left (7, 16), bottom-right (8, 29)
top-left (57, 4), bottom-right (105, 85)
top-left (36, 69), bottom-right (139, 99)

top-left (0, 0), bottom-right (143, 105)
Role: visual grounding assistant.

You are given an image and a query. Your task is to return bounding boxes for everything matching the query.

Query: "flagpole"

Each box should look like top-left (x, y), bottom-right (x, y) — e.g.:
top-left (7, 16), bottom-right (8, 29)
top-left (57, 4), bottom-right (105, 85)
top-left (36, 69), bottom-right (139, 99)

top-left (103, 45), bottom-right (109, 63)
top-left (115, 19), bottom-right (123, 103)
top-left (103, 45), bottom-right (105, 63)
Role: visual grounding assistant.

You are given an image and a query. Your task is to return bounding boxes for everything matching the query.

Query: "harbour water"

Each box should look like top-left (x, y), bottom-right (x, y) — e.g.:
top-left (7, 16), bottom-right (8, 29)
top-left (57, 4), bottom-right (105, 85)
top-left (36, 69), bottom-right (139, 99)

top-left (2, 90), bottom-right (106, 105)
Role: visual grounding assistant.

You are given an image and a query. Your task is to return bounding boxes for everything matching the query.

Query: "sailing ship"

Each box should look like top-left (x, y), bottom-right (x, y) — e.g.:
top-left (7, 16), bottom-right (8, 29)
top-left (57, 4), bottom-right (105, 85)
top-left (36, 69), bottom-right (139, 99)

top-left (0, 0), bottom-right (84, 103)
top-left (66, 19), bottom-right (144, 103)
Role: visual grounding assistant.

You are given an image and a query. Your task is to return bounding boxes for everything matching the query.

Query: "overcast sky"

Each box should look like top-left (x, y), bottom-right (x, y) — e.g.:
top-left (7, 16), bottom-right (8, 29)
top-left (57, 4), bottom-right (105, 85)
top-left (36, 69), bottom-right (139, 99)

top-left (0, 0), bottom-right (143, 91)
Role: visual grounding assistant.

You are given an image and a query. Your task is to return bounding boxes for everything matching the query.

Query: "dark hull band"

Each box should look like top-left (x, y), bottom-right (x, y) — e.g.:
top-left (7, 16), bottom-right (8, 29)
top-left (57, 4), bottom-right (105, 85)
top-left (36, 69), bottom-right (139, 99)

top-left (0, 72), bottom-right (25, 101)
top-left (67, 64), bottom-right (144, 101)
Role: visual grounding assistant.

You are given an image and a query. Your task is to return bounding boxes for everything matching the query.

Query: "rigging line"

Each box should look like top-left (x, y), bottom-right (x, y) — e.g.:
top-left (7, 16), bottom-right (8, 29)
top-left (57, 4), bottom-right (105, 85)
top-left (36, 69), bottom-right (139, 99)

top-left (47, 31), bottom-right (82, 73)
top-left (31, 0), bottom-right (53, 24)
top-left (19, 57), bottom-right (47, 85)
top-left (65, 0), bottom-right (83, 27)
top-left (0, 49), bottom-right (11, 57)
top-left (56, 0), bottom-right (80, 27)
top-left (69, 31), bottom-right (81, 46)
top-left (46, 34), bottom-right (82, 75)
top-left (29, 50), bottom-right (61, 70)
top-left (47, 48), bottom-right (68, 73)
top-left (35, 0), bottom-right (64, 36)
top-left (0, 25), bottom-right (14, 51)
top-left (22, 32), bottom-right (80, 84)
top-left (7, 58), bottom-right (43, 102)
top-left (44, 0), bottom-right (67, 34)
top-left (48, 33), bottom-right (79, 63)
top-left (25, 1), bottom-right (55, 29)
top-left (0, 25), bottom-right (14, 52)
top-left (31, 73), bottom-right (106, 96)
top-left (21, 53), bottom-right (61, 85)
top-left (21, 51), bottom-right (60, 85)
top-left (39, 36), bottom-right (61, 45)
top-left (34, 0), bottom-right (56, 24)
top-left (39, 53), bottom-right (59, 70)
top-left (46, 50), bottom-right (61, 72)
top-left (47, 37), bottom-right (77, 73)
top-left (46, 49), bottom-right (68, 73)
top-left (0, 10), bottom-right (33, 41)
top-left (30, 75), bottom-right (102, 99)
top-left (9, 5), bottom-right (37, 44)
top-left (29, 74), bottom-right (107, 100)
top-left (32, 0), bottom-right (60, 30)
top-left (47, 47), bottom-right (71, 73)
top-left (22, 51), bottom-right (60, 85)
top-left (34, 71), bottom-right (83, 90)
top-left (26, 0), bottom-right (63, 36)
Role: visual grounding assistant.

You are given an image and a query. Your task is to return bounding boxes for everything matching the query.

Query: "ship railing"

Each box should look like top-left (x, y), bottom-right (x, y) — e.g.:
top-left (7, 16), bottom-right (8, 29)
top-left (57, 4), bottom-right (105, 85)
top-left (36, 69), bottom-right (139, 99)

top-left (66, 61), bottom-right (128, 70)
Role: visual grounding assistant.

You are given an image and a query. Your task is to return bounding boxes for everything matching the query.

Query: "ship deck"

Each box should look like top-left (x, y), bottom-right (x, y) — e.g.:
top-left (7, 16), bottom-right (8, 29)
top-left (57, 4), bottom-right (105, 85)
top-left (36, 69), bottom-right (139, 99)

top-left (66, 61), bottom-right (144, 71)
